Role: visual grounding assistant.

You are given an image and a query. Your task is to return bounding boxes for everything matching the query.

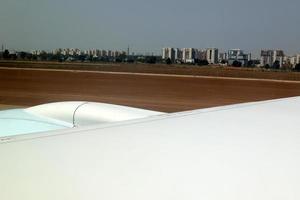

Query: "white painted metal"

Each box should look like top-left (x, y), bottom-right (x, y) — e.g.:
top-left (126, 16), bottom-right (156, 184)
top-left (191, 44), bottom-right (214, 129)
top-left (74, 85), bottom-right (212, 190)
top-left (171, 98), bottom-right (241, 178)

top-left (0, 109), bottom-right (72, 136)
top-left (26, 101), bottom-right (164, 126)
top-left (1, 97), bottom-right (300, 200)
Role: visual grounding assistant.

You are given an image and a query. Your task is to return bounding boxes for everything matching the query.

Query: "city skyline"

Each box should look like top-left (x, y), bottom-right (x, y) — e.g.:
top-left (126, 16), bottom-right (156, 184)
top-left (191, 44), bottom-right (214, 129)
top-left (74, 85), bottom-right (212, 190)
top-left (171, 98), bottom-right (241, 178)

top-left (1, 43), bottom-right (300, 60)
top-left (3, 46), bottom-right (300, 68)
top-left (1, 0), bottom-right (300, 56)
top-left (2, 45), bottom-right (300, 58)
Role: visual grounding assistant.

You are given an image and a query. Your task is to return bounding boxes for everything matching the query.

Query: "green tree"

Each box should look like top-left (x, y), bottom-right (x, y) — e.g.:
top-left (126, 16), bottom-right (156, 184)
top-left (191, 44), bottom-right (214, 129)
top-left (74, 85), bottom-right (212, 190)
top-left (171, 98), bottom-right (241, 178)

top-left (39, 51), bottom-right (48, 61)
top-left (264, 64), bottom-right (270, 69)
top-left (232, 60), bottom-right (242, 67)
top-left (166, 58), bottom-right (172, 65)
top-left (26, 53), bottom-right (33, 60)
top-left (196, 60), bottom-right (209, 66)
top-left (220, 59), bottom-right (227, 64)
top-left (20, 52), bottom-right (27, 60)
top-left (115, 57), bottom-right (122, 63)
top-left (3, 50), bottom-right (10, 59)
top-left (272, 60), bottom-right (280, 69)
top-left (32, 55), bottom-right (38, 60)
top-left (246, 60), bottom-right (254, 67)
top-left (10, 54), bottom-right (17, 60)
top-left (294, 63), bottom-right (300, 71)
top-left (145, 56), bottom-right (156, 64)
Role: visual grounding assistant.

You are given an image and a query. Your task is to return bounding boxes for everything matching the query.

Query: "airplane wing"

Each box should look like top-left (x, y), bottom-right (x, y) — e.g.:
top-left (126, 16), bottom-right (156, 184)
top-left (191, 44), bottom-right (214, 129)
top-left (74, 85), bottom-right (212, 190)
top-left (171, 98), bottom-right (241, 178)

top-left (1, 97), bottom-right (300, 200)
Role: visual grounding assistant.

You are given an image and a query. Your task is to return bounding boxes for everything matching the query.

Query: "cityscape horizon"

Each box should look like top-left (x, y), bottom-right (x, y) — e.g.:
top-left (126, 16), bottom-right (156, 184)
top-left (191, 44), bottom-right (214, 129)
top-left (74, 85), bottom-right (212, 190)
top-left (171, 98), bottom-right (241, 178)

top-left (0, 43), bottom-right (300, 59)
top-left (1, 0), bottom-right (300, 58)
top-left (1, 44), bottom-right (300, 59)
top-left (1, 45), bottom-right (300, 69)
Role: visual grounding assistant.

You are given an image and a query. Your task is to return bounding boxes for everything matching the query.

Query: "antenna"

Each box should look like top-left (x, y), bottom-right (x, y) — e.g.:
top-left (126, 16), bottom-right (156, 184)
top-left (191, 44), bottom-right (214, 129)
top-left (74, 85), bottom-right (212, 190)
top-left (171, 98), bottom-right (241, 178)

top-left (127, 45), bottom-right (130, 56)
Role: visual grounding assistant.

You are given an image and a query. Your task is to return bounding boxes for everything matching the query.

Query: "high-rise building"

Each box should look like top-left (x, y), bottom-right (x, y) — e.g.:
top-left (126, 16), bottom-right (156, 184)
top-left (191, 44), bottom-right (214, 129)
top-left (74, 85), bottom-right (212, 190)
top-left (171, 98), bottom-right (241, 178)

top-left (290, 56), bottom-right (297, 66)
top-left (290, 54), bottom-right (300, 67)
top-left (75, 49), bottom-right (81, 56)
top-left (218, 52), bottom-right (228, 62)
top-left (206, 48), bottom-right (218, 64)
top-left (162, 48), bottom-right (175, 62)
top-left (260, 50), bottom-right (284, 68)
top-left (195, 49), bottom-right (207, 60)
top-left (227, 49), bottom-right (250, 66)
top-left (174, 48), bottom-right (182, 61)
top-left (101, 50), bottom-right (107, 57)
top-left (107, 50), bottom-right (112, 57)
top-left (182, 48), bottom-right (196, 63)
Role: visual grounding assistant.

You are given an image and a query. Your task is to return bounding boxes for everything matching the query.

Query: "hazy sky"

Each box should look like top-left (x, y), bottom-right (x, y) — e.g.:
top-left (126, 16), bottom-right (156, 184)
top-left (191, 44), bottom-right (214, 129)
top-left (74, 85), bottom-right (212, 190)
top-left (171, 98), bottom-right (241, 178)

top-left (0, 0), bottom-right (299, 56)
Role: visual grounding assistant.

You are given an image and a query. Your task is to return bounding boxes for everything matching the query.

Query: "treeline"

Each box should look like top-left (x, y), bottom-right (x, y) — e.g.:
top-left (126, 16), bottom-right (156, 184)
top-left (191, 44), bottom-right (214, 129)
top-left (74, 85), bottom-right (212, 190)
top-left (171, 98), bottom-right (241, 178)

top-left (0, 49), bottom-right (162, 64)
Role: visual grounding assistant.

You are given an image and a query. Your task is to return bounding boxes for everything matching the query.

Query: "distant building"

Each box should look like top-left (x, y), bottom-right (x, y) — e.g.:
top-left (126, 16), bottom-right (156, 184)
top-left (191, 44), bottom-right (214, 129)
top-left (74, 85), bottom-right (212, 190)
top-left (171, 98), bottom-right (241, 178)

top-left (90, 49), bottom-right (98, 57)
top-left (52, 49), bottom-right (60, 55)
top-left (227, 49), bottom-right (250, 66)
top-left (107, 50), bottom-right (112, 57)
top-left (75, 49), bottom-right (82, 56)
top-left (31, 50), bottom-right (42, 55)
top-left (101, 50), bottom-right (107, 57)
top-left (290, 56), bottom-right (297, 66)
top-left (162, 48), bottom-right (175, 62)
top-left (260, 50), bottom-right (284, 68)
top-left (297, 54), bottom-right (300, 66)
top-left (68, 48), bottom-right (75, 56)
top-left (294, 54), bottom-right (300, 66)
top-left (195, 49), bottom-right (207, 60)
top-left (290, 54), bottom-right (300, 67)
top-left (182, 48), bottom-right (196, 63)
top-left (206, 48), bottom-right (218, 64)
top-left (174, 48), bottom-right (182, 62)
top-left (111, 51), bottom-right (116, 58)
top-left (218, 52), bottom-right (228, 62)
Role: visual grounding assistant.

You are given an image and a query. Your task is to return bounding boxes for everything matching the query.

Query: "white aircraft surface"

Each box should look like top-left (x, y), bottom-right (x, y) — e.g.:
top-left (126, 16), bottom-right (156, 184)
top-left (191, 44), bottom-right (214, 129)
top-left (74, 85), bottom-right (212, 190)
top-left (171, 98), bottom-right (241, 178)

top-left (1, 97), bottom-right (300, 200)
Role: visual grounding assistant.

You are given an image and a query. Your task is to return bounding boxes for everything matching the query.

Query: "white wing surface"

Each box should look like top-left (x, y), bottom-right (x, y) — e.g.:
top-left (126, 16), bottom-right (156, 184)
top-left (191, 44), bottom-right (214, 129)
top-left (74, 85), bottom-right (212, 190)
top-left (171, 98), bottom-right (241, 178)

top-left (1, 97), bottom-right (300, 200)
top-left (0, 101), bottom-right (164, 136)
top-left (26, 101), bottom-right (164, 126)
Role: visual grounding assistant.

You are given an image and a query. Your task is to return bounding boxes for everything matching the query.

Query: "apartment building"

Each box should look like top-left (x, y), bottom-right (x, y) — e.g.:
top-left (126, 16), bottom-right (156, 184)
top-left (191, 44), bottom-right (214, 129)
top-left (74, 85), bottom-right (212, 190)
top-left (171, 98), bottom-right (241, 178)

top-left (182, 48), bottom-right (196, 63)
top-left (206, 48), bottom-right (218, 64)
top-left (228, 49), bottom-right (250, 66)
top-left (260, 50), bottom-right (284, 68)
top-left (162, 47), bottom-right (175, 62)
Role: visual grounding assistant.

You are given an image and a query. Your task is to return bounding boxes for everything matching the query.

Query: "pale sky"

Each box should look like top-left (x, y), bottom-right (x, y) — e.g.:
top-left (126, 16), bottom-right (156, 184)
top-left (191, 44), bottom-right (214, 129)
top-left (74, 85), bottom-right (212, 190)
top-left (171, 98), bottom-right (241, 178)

top-left (0, 0), bottom-right (299, 56)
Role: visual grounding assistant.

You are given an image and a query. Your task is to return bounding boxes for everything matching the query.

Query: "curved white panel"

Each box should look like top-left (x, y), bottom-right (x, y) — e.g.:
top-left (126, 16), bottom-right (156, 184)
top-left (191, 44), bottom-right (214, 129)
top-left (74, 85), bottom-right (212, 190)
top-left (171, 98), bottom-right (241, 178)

top-left (26, 101), bottom-right (164, 126)
top-left (25, 101), bottom-right (83, 125)
top-left (73, 102), bottom-right (164, 126)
